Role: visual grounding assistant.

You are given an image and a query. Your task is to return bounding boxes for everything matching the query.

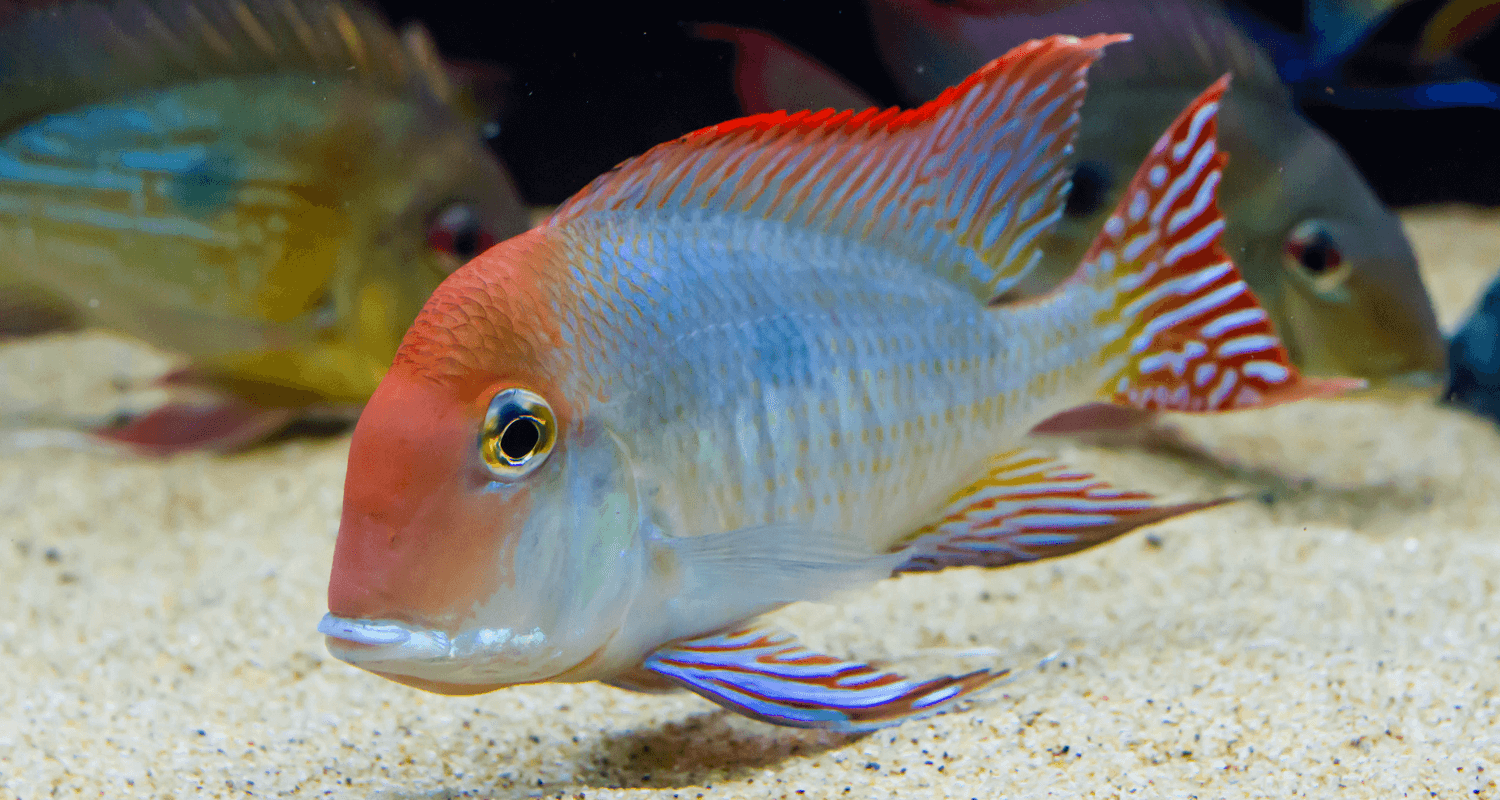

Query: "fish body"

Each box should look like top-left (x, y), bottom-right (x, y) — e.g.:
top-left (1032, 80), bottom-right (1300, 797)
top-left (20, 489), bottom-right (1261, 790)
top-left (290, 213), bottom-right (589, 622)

top-left (322, 35), bottom-right (1355, 730)
top-left (705, 0), bottom-right (1445, 389)
top-left (1446, 270), bottom-right (1500, 423)
top-left (0, 0), bottom-right (530, 451)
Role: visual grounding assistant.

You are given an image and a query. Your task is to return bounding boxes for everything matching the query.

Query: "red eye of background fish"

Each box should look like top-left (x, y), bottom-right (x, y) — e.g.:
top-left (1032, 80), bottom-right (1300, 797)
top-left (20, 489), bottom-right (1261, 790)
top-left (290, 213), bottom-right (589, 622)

top-left (1286, 224), bottom-right (1344, 276)
top-left (428, 203), bottom-right (497, 264)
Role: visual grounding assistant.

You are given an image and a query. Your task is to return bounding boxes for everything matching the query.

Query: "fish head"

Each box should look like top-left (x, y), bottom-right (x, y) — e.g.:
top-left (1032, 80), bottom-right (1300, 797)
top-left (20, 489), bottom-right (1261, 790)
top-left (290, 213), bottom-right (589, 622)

top-left (1245, 126), bottom-right (1447, 391)
top-left (308, 90), bottom-right (532, 403)
top-left (322, 231), bottom-right (649, 694)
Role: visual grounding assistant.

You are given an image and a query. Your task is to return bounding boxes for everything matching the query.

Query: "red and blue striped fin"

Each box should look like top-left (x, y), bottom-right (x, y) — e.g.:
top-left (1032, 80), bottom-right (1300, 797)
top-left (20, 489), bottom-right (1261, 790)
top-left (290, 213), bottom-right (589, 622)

top-left (548, 34), bottom-right (1130, 303)
top-left (643, 627), bottom-right (1007, 732)
top-left (894, 449), bottom-right (1227, 573)
top-left (1075, 76), bottom-right (1364, 411)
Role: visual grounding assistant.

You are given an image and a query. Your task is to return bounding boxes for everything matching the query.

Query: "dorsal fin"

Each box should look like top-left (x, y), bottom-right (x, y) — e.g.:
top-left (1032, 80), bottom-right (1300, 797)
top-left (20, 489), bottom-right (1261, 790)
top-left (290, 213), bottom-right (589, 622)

top-left (692, 23), bottom-right (877, 115)
top-left (0, 0), bottom-right (450, 133)
top-left (1079, 0), bottom-right (1288, 104)
top-left (548, 33), bottom-right (1130, 303)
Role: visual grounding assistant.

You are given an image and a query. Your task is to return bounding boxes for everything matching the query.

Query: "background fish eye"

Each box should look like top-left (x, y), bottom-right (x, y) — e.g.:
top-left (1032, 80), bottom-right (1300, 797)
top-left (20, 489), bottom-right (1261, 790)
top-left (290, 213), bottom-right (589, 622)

top-left (480, 388), bottom-right (556, 478)
top-left (1284, 220), bottom-right (1350, 293)
top-left (427, 202), bottom-right (498, 270)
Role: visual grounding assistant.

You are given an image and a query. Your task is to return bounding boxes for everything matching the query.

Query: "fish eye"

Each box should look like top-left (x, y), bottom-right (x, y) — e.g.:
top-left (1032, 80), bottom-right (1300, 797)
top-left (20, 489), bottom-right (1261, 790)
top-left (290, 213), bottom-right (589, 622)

top-left (428, 202), bottom-right (498, 267)
top-left (1064, 160), bottom-right (1112, 218)
top-left (1284, 220), bottom-right (1351, 294)
top-left (480, 388), bottom-right (556, 480)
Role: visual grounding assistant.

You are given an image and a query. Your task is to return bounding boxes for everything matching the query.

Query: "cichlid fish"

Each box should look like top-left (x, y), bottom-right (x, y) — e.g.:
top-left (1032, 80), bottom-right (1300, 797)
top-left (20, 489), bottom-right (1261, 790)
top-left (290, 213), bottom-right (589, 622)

top-left (0, 0), bottom-right (530, 452)
top-left (1445, 269), bottom-right (1500, 423)
top-left (320, 35), bottom-right (1358, 732)
top-left (706, 0), bottom-right (1448, 390)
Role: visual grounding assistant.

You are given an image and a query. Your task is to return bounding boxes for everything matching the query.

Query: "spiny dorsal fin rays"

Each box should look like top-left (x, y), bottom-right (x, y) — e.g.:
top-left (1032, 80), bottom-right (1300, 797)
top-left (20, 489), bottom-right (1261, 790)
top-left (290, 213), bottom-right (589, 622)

top-left (0, 0), bottom-right (439, 132)
top-left (547, 33), bottom-right (1132, 304)
top-left (1079, 75), bottom-right (1365, 411)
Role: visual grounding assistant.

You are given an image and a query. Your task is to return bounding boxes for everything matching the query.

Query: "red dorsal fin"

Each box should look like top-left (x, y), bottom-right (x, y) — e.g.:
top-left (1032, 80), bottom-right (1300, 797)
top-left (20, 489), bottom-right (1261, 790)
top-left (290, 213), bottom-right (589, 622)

top-left (547, 33), bottom-right (1130, 303)
top-left (1076, 76), bottom-right (1363, 411)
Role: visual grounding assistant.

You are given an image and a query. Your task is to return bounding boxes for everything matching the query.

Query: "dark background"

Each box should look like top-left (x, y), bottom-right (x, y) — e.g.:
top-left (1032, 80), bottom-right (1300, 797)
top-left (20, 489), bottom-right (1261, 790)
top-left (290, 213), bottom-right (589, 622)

top-left (373, 0), bottom-right (1500, 208)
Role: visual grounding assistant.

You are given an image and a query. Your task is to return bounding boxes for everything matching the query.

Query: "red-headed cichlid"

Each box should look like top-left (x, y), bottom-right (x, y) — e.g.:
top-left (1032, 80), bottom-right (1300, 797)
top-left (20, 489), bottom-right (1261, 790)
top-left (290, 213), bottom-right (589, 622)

top-left (0, 0), bottom-right (530, 452)
top-left (321, 34), bottom-right (1360, 732)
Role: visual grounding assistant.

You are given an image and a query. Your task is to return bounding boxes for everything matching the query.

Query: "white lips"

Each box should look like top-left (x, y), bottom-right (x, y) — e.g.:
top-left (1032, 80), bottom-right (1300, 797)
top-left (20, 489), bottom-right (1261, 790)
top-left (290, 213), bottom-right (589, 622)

top-left (318, 613), bottom-right (455, 665)
top-left (318, 612), bottom-right (552, 678)
top-left (318, 614), bottom-right (412, 646)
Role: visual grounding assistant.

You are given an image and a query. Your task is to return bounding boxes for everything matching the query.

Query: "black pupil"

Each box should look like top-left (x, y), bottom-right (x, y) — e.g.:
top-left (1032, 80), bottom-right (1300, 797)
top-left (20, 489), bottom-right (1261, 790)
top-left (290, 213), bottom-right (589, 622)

top-left (1064, 161), bottom-right (1111, 218)
top-left (1299, 230), bottom-right (1338, 274)
top-left (499, 415), bottom-right (541, 461)
top-left (450, 219), bottom-right (482, 260)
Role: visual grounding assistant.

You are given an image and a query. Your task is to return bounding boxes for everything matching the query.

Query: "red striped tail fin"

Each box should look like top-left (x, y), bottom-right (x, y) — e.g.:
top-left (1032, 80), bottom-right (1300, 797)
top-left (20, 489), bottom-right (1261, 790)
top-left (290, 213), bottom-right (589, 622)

top-left (1078, 75), bottom-right (1363, 412)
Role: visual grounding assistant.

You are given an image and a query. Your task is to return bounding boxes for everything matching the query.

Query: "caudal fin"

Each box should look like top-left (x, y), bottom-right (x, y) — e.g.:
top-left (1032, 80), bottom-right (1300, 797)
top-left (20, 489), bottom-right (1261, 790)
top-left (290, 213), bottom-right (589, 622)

top-left (1077, 76), bottom-right (1363, 412)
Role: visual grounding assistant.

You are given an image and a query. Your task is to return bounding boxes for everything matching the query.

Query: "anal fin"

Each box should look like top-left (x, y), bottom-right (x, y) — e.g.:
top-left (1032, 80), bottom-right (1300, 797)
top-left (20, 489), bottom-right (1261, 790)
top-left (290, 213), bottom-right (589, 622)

top-left (895, 449), bottom-right (1228, 574)
top-left (643, 627), bottom-right (1006, 732)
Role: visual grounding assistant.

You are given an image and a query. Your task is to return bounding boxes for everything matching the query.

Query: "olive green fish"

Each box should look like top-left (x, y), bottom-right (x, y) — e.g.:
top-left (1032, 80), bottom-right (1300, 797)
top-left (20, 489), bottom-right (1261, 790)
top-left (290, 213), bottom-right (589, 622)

top-left (703, 0), bottom-right (1448, 390)
top-left (0, 0), bottom-right (530, 452)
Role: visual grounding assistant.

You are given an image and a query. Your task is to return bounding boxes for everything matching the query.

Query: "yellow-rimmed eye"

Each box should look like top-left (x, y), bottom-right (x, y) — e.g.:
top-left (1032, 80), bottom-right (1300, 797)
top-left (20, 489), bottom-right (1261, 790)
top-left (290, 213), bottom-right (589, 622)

top-left (480, 388), bottom-right (556, 480)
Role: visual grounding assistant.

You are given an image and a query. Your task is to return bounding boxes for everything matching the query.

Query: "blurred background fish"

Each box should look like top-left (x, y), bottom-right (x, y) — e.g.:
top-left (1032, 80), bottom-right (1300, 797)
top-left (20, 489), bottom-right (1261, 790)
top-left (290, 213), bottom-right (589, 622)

top-left (0, 0), bottom-right (531, 453)
top-left (1226, 0), bottom-right (1500, 99)
top-left (1446, 267), bottom-right (1500, 422)
top-left (702, 0), bottom-right (1449, 391)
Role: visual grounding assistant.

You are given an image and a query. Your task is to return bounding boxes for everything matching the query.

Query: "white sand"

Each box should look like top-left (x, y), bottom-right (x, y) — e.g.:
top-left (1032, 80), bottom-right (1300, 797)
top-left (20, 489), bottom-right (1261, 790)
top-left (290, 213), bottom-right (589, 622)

top-left (3, 208), bottom-right (1499, 799)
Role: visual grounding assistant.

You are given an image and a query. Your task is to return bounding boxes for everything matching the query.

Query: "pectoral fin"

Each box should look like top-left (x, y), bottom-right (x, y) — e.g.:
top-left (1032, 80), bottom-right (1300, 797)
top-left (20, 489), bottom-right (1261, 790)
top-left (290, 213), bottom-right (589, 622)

top-left (895, 449), bottom-right (1229, 573)
top-left (643, 626), bottom-right (1007, 732)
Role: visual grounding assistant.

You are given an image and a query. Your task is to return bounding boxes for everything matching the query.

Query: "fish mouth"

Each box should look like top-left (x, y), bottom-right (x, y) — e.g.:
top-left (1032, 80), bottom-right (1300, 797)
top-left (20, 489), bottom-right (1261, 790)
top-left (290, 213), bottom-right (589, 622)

top-left (319, 613), bottom-right (452, 663)
top-left (318, 612), bottom-right (557, 689)
top-left (1330, 368), bottom-right (1446, 398)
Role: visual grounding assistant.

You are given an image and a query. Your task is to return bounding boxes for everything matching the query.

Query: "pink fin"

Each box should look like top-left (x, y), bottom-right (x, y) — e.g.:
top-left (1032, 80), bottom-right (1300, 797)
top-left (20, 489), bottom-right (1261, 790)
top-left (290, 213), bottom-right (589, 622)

top-left (692, 23), bottom-right (875, 114)
top-left (1077, 76), bottom-right (1364, 412)
top-left (1027, 402), bottom-right (1154, 436)
top-left (895, 449), bottom-right (1227, 573)
top-left (549, 33), bottom-right (1131, 303)
top-left (644, 627), bottom-right (1007, 732)
top-left (95, 398), bottom-right (296, 456)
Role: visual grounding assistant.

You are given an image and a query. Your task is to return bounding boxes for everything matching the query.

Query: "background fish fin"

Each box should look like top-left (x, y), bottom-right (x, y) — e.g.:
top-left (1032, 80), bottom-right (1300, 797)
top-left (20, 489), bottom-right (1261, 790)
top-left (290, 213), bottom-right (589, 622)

top-left (1070, 76), bottom-right (1362, 412)
top-left (0, 0), bottom-right (441, 131)
top-left (1417, 0), bottom-right (1500, 63)
top-left (893, 448), bottom-right (1228, 573)
top-left (548, 33), bottom-right (1130, 303)
top-left (1079, 0), bottom-right (1290, 101)
top-left (692, 23), bottom-right (876, 115)
top-left (93, 395), bottom-right (296, 455)
top-left (0, 285), bottom-right (80, 337)
top-left (643, 626), bottom-right (1007, 732)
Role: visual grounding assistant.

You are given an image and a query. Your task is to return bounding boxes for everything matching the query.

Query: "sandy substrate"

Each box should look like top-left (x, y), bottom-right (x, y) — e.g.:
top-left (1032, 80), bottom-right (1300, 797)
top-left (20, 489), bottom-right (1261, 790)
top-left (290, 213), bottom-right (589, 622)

top-left (3, 208), bottom-right (1499, 799)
